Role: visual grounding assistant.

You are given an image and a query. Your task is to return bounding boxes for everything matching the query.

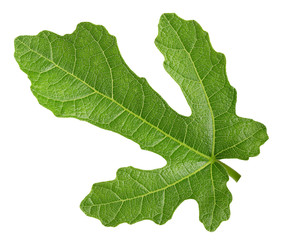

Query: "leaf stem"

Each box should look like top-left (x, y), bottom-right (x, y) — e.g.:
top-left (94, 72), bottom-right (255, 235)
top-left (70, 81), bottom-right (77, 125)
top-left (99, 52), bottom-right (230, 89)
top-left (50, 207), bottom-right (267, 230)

top-left (218, 161), bottom-right (241, 182)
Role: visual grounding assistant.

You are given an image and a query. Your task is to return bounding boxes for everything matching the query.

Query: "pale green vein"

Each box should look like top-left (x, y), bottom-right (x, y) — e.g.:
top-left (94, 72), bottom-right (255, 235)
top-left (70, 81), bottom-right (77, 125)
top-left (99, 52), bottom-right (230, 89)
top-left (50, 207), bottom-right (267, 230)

top-left (79, 25), bottom-right (115, 99)
top-left (16, 38), bottom-right (211, 161)
top-left (163, 15), bottom-right (216, 157)
top-left (85, 161), bottom-right (211, 207)
top-left (215, 127), bottom-right (266, 157)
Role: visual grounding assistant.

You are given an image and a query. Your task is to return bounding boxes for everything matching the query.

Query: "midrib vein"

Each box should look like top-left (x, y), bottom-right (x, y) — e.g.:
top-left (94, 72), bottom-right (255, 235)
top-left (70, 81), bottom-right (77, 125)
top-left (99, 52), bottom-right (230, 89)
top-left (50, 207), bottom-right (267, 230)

top-left (215, 127), bottom-right (265, 157)
top-left (88, 161), bottom-right (211, 207)
top-left (164, 16), bottom-right (216, 156)
top-left (17, 39), bottom-right (210, 160)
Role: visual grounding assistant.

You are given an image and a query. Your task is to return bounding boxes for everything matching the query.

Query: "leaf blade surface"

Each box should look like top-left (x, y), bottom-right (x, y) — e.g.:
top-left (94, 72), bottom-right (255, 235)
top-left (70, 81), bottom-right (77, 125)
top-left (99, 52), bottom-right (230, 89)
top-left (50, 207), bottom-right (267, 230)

top-left (14, 13), bottom-right (268, 231)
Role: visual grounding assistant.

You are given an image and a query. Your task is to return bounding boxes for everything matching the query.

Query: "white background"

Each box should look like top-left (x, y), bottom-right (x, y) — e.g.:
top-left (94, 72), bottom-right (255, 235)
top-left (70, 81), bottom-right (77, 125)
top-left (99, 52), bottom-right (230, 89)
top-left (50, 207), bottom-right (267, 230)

top-left (1, 0), bottom-right (281, 239)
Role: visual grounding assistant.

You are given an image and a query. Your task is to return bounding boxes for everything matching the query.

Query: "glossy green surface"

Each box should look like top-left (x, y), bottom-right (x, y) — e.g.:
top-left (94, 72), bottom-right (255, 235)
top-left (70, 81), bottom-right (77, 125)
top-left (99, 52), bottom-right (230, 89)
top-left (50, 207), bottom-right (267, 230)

top-left (14, 13), bottom-right (268, 231)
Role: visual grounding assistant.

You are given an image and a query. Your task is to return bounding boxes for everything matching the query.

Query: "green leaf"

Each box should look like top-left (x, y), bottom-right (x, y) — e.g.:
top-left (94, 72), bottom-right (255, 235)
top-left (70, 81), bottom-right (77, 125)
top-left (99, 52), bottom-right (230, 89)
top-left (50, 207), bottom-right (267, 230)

top-left (14, 13), bottom-right (268, 231)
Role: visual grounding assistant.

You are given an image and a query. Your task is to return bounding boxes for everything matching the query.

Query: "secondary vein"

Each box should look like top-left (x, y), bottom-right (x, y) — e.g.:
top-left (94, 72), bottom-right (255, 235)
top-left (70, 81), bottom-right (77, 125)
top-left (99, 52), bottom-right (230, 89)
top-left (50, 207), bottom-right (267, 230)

top-left (84, 161), bottom-right (211, 207)
top-left (16, 38), bottom-right (211, 161)
top-left (164, 15), bottom-right (216, 157)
